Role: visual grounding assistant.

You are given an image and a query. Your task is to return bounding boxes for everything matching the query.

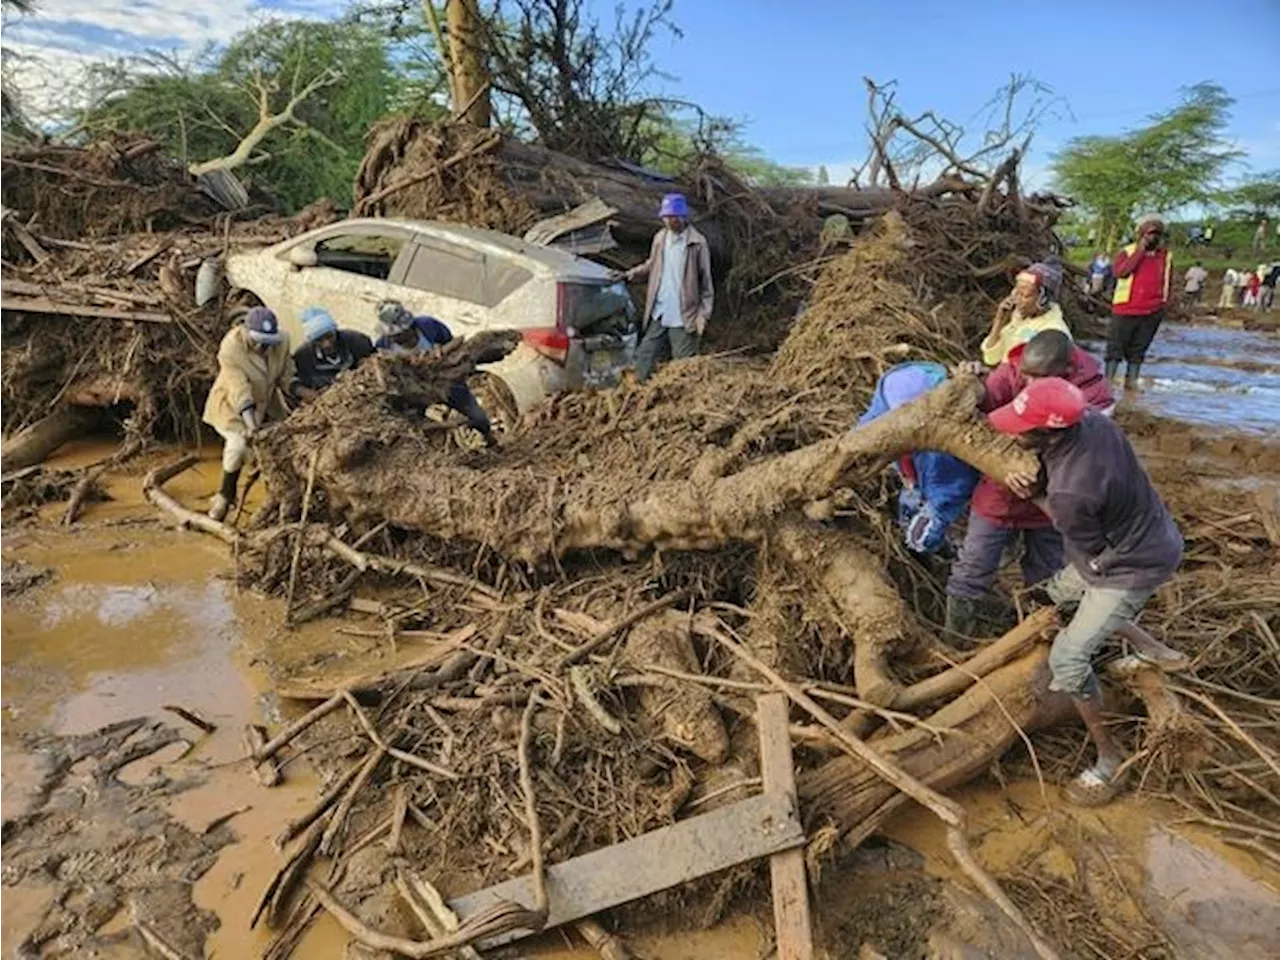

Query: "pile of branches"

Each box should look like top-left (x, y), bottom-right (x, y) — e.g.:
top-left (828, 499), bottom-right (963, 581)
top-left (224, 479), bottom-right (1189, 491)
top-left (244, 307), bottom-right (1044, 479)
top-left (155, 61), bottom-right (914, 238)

top-left (1, 200), bottom-right (337, 448)
top-left (1, 135), bottom-right (218, 246)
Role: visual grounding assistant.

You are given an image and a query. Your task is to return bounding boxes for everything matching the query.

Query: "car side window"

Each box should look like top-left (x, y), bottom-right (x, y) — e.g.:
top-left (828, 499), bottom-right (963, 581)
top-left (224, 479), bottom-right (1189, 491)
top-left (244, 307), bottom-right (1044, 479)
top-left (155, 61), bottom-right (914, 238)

top-left (313, 233), bottom-right (405, 280)
top-left (403, 241), bottom-right (489, 304)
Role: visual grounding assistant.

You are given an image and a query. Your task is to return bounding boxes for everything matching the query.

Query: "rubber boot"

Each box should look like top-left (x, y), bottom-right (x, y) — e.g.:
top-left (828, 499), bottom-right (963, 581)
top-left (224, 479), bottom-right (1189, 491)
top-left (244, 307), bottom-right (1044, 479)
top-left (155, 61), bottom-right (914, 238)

top-left (208, 468), bottom-right (240, 522)
top-left (1104, 359), bottom-right (1120, 384)
top-left (945, 595), bottom-right (980, 641)
top-left (1124, 362), bottom-right (1142, 392)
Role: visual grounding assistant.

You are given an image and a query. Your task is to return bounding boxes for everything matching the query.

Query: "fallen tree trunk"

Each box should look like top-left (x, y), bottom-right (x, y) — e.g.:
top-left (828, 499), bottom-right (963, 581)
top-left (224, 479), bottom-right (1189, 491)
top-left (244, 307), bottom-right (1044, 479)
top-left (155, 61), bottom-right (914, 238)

top-left (798, 647), bottom-right (1074, 839)
top-left (1, 406), bottom-right (100, 471)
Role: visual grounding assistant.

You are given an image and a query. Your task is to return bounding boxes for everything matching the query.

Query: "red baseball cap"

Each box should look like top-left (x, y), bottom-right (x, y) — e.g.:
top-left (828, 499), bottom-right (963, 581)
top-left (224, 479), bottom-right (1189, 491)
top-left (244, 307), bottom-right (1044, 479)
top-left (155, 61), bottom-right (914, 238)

top-left (988, 377), bottom-right (1087, 434)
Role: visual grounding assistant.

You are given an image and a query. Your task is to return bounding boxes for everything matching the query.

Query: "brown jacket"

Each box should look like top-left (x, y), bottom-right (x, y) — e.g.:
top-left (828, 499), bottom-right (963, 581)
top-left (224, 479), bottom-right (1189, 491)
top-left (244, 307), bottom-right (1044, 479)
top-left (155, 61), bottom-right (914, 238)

top-left (629, 225), bottom-right (714, 335)
top-left (203, 326), bottom-right (295, 434)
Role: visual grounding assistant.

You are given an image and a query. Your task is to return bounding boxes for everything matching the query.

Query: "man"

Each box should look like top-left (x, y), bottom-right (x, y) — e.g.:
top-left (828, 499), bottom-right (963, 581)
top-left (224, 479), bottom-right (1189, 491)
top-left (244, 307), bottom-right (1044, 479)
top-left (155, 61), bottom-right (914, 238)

top-left (945, 331), bottom-right (1114, 637)
top-left (292, 306), bottom-right (373, 394)
top-left (1182, 261), bottom-right (1209, 305)
top-left (1253, 219), bottom-right (1268, 252)
top-left (374, 299), bottom-right (495, 446)
top-left (1261, 263), bottom-right (1280, 312)
top-left (1108, 215), bottom-right (1172, 390)
top-left (1219, 266), bottom-right (1240, 309)
top-left (625, 193), bottom-right (714, 381)
top-left (858, 362), bottom-right (978, 557)
top-left (203, 307), bottom-right (295, 521)
top-left (1203, 223), bottom-right (1215, 245)
top-left (991, 377), bottom-right (1185, 806)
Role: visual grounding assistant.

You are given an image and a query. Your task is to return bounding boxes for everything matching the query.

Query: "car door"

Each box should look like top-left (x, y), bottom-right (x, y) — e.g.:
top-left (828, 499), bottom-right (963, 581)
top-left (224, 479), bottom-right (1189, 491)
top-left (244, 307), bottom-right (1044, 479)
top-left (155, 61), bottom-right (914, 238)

top-left (277, 226), bottom-right (417, 339)
top-left (395, 237), bottom-right (503, 335)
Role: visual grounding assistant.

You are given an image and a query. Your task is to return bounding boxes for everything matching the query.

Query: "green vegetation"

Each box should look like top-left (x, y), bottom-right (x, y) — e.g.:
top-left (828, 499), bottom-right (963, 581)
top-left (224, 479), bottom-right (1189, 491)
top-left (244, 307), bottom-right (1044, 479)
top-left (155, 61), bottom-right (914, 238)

top-left (1051, 83), bottom-right (1242, 249)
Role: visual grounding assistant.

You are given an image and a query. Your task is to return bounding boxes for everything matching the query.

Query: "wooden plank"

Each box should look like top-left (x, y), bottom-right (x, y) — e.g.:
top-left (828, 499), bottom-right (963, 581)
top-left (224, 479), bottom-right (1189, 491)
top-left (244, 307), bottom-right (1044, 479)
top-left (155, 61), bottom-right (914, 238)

top-left (1, 295), bottom-right (172, 324)
top-left (758, 693), bottom-right (815, 960)
top-left (450, 790), bottom-right (804, 948)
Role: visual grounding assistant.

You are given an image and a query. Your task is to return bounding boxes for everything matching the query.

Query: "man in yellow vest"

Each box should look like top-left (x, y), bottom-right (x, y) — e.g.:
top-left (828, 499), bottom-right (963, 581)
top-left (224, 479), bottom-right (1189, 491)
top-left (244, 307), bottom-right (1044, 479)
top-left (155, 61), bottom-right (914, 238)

top-left (1107, 215), bottom-right (1172, 390)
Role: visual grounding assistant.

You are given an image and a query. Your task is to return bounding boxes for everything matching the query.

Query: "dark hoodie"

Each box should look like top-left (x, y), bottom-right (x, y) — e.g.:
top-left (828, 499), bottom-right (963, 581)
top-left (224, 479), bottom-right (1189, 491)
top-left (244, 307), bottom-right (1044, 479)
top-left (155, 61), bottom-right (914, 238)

top-left (1041, 411), bottom-right (1182, 590)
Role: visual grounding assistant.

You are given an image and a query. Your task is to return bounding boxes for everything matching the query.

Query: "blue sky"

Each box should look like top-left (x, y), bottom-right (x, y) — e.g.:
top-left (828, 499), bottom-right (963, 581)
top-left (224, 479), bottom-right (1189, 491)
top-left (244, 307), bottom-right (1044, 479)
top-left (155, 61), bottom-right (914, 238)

top-left (7, 0), bottom-right (1279, 189)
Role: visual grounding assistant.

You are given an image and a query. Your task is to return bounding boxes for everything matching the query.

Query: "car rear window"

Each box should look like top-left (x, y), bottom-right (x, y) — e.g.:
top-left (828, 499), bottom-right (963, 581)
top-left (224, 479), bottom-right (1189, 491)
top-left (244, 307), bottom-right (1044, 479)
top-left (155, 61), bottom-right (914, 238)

top-left (561, 281), bottom-right (633, 331)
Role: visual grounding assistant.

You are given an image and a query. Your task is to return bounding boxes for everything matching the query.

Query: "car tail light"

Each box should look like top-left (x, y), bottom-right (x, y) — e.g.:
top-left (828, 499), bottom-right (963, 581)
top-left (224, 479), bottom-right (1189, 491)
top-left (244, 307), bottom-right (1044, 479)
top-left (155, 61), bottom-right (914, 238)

top-left (522, 327), bottom-right (569, 364)
top-left (522, 282), bottom-right (574, 364)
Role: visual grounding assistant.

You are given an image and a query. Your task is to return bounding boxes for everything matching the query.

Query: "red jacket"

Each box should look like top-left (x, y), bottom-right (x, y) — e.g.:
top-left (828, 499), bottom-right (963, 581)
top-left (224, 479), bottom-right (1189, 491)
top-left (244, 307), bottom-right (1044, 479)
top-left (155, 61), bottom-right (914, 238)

top-left (1111, 244), bottom-right (1171, 317)
top-left (973, 345), bottom-right (1115, 528)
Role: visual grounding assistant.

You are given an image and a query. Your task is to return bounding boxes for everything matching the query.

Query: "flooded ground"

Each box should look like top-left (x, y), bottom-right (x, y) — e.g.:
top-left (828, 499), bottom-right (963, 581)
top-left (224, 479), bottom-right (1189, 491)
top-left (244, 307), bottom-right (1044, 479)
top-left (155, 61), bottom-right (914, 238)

top-left (4, 322), bottom-right (1280, 959)
top-left (1085, 322), bottom-right (1280, 435)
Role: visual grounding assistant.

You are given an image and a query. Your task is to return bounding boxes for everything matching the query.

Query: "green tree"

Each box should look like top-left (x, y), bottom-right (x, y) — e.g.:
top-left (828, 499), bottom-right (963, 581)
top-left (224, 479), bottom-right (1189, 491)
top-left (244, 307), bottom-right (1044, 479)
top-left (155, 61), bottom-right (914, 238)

top-left (1218, 170), bottom-right (1280, 218)
top-left (816, 164), bottom-right (830, 186)
top-left (1051, 82), bottom-right (1242, 248)
top-left (80, 19), bottom-right (408, 210)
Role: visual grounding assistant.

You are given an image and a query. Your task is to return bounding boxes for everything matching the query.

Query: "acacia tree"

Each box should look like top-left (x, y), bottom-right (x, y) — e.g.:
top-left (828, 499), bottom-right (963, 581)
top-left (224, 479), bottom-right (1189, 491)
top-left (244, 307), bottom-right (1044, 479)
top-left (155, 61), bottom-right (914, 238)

top-left (80, 19), bottom-right (402, 209)
top-left (1052, 82), bottom-right (1242, 248)
top-left (1218, 170), bottom-right (1280, 218)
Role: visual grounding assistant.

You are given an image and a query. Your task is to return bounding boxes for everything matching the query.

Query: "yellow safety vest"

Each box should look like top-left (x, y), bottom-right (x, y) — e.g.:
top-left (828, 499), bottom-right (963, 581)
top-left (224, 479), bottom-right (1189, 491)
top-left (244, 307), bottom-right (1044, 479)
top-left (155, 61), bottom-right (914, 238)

top-left (1112, 243), bottom-right (1172, 307)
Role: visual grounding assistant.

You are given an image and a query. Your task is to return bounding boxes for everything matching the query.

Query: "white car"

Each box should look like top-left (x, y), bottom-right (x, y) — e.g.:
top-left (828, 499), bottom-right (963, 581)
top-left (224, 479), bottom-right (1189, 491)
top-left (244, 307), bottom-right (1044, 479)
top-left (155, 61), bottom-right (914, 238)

top-left (221, 218), bottom-right (635, 415)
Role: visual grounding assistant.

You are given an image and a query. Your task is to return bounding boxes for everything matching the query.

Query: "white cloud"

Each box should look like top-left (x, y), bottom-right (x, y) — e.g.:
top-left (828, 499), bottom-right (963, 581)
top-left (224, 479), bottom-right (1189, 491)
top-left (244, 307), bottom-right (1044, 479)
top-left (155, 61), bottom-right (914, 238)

top-left (4, 0), bottom-right (345, 121)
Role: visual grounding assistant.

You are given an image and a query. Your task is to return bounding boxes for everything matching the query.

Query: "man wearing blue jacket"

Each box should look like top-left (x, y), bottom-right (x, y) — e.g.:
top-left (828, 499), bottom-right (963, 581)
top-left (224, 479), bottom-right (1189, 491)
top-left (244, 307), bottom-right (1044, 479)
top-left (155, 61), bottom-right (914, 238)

top-left (857, 362), bottom-right (979, 556)
top-left (375, 300), bottom-right (495, 446)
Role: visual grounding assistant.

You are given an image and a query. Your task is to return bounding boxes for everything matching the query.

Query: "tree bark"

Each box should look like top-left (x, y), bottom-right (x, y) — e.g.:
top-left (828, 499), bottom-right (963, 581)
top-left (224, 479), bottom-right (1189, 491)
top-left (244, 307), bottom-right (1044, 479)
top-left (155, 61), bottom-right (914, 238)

top-left (798, 648), bottom-right (1075, 839)
top-left (1, 406), bottom-right (100, 472)
top-left (447, 0), bottom-right (491, 127)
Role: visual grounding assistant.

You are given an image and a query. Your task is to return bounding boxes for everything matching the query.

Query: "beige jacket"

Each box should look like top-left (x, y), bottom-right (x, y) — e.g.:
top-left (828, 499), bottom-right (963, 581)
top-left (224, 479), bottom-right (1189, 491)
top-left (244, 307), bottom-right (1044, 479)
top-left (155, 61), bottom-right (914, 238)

top-left (202, 326), bottom-right (295, 434)
top-left (629, 225), bottom-right (715, 335)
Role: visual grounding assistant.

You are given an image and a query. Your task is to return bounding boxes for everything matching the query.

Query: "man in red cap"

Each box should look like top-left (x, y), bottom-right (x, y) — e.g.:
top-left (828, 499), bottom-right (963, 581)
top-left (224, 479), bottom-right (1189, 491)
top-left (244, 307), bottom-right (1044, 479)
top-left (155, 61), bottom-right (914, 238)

top-left (990, 377), bottom-right (1185, 806)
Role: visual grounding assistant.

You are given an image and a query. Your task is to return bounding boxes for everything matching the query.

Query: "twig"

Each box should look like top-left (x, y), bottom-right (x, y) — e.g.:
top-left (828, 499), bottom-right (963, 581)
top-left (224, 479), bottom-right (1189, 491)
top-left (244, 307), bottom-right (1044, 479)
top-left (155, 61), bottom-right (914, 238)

top-left (275, 753), bottom-right (368, 849)
top-left (162, 704), bottom-right (217, 734)
top-left (557, 591), bottom-right (688, 669)
top-left (568, 666), bottom-right (621, 734)
top-left (320, 746), bottom-right (386, 856)
top-left (284, 450), bottom-right (320, 620)
top-left (341, 690), bottom-right (460, 780)
top-left (519, 693), bottom-right (550, 920)
top-left (252, 692), bottom-right (345, 764)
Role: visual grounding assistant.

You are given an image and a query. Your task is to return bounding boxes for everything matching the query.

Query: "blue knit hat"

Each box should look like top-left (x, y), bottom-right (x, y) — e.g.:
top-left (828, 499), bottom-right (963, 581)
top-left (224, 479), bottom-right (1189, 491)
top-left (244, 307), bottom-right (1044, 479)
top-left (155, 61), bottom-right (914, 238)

top-left (300, 306), bottom-right (337, 344)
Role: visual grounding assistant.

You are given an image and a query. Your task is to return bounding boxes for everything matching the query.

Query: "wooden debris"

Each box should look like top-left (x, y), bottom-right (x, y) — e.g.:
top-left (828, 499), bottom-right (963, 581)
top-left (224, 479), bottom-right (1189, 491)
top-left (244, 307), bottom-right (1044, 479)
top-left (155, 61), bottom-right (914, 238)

top-left (756, 693), bottom-right (814, 960)
top-left (162, 704), bottom-right (217, 734)
top-left (243, 724), bottom-right (282, 787)
top-left (448, 791), bottom-right (805, 948)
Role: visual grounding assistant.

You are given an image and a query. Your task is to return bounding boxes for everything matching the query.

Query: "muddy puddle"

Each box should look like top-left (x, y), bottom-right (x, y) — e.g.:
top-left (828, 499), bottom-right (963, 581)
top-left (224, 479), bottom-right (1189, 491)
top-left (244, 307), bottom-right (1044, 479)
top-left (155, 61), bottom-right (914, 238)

top-left (1085, 323), bottom-right (1280, 435)
top-left (4, 440), bottom-right (1279, 959)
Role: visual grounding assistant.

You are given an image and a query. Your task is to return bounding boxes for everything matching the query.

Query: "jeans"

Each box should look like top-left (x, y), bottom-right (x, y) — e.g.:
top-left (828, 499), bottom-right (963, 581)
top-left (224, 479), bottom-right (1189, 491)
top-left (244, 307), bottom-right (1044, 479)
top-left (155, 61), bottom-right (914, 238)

top-left (1044, 564), bottom-right (1157, 697)
top-left (1105, 311), bottom-right (1164, 365)
top-left (214, 425), bottom-right (253, 473)
top-left (446, 382), bottom-right (492, 437)
top-left (635, 320), bottom-right (699, 381)
top-left (946, 515), bottom-right (1064, 599)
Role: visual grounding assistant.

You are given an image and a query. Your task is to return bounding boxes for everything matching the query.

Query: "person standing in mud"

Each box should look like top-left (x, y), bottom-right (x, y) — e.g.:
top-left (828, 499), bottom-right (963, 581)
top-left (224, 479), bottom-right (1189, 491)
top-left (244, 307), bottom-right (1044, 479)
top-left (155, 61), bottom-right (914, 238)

top-left (1219, 266), bottom-right (1240, 309)
top-left (857, 362), bottom-right (979, 558)
top-left (203, 307), bottom-right (296, 522)
top-left (292, 306), bottom-right (373, 395)
top-left (980, 260), bottom-right (1071, 366)
top-left (373, 299), bottom-right (496, 446)
top-left (624, 193), bottom-right (715, 381)
top-left (1107, 215), bottom-right (1172, 390)
top-left (991, 377), bottom-right (1185, 806)
top-left (945, 331), bottom-right (1114, 638)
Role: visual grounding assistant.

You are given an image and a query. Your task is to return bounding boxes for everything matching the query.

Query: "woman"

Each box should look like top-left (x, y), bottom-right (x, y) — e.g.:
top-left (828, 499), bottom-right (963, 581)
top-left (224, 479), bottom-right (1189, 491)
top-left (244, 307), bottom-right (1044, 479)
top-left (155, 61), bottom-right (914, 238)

top-left (981, 260), bottom-right (1071, 366)
top-left (203, 307), bottom-right (295, 521)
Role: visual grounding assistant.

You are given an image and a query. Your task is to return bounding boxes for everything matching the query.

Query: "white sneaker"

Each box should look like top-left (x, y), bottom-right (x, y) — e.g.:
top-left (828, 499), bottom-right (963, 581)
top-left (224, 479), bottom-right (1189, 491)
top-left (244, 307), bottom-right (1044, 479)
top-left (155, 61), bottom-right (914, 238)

top-left (208, 493), bottom-right (230, 522)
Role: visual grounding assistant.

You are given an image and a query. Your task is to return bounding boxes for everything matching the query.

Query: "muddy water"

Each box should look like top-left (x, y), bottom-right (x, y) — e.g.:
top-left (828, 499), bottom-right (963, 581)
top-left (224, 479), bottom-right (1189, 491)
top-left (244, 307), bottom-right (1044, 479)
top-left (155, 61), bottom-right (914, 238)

top-left (1086, 323), bottom-right (1280, 435)
top-left (4, 442), bottom-right (1280, 959)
